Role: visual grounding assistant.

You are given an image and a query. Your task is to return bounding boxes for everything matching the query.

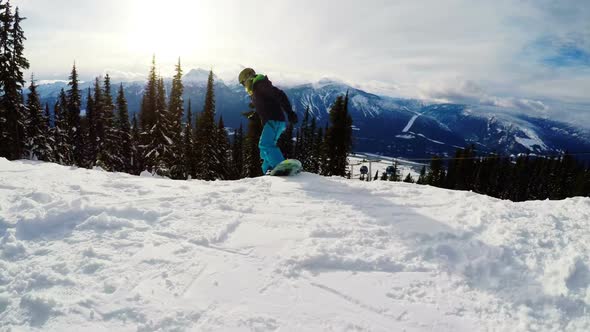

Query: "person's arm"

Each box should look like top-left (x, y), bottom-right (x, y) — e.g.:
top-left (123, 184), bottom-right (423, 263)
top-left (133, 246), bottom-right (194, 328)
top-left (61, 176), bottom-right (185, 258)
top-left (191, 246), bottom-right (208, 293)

top-left (273, 86), bottom-right (298, 124)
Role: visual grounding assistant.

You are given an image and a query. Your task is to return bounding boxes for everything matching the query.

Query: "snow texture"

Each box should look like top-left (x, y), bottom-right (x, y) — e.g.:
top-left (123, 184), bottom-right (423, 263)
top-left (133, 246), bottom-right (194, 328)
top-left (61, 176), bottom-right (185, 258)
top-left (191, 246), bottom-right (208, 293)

top-left (1, 158), bottom-right (590, 331)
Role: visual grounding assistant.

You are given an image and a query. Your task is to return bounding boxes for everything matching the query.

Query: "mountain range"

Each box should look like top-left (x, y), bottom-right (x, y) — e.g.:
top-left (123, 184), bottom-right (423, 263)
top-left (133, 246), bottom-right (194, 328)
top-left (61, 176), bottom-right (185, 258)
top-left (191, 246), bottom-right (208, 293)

top-left (35, 68), bottom-right (590, 161)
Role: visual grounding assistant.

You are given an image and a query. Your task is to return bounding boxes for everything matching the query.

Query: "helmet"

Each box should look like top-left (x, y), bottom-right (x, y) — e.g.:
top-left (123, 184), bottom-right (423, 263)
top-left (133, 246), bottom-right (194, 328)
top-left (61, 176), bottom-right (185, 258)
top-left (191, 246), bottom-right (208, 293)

top-left (238, 68), bottom-right (256, 85)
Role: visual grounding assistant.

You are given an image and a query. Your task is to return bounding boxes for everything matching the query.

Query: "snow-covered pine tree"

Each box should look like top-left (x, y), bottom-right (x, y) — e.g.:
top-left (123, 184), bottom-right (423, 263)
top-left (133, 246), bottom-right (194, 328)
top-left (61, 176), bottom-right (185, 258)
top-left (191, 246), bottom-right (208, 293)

top-left (324, 93), bottom-right (353, 177)
top-left (83, 87), bottom-right (97, 167)
top-left (213, 116), bottom-right (230, 180)
top-left (0, 3), bottom-right (29, 160)
top-left (230, 123), bottom-right (244, 180)
top-left (182, 99), bottom-right (195, 179)
top-left (92, 77), bottom-right (105, 167)
top-left (115, 83), bottom-right (132, 173)
top-left (67, 63), bottom-right (83, 166)
top-left (43, 103), bottom-right (54, 157)
top-left (130, 114), bottom-right (143, 175)
top-left (24, 77), bottom-right (51, 161)
top-left (296, 108), bottom-right (313, 168)
top-left (416, 166), bottom-right (427, 184)
top-left (144, 77), bottom-right (173, 176)
top-left (53, 89), bottom-right (73, 165)
top-left (168, 59), bottom-right (185, 179)
top-left (99, 74), bottom-right (122, 171)
top-left (403, 173), bottom-right (414, 183)
top-left (309, 125), bottom-right (323, 174)
top-left (195, 70), bottom-right (217, 180)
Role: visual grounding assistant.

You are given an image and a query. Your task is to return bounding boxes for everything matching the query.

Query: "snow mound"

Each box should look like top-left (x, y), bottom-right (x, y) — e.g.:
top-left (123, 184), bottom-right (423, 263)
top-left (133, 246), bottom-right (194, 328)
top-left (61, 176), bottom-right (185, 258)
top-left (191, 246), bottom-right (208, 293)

top-left (1, 158), bottom-right (589, 331)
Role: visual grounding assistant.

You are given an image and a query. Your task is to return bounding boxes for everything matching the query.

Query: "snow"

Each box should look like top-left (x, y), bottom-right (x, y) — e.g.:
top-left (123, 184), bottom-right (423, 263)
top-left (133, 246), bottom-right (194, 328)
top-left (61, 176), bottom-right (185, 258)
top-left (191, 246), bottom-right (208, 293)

top-left (1, 158), bottom-right (590, 331)
top-left (402, 114), bottom-right (421, 133)
top-left (515, 128), bottom-right (549, 151)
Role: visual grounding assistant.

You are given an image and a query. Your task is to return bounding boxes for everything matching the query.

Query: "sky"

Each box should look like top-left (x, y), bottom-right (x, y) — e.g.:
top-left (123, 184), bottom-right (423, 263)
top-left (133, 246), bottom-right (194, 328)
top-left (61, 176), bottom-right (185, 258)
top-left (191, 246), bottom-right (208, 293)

top-left (12, 0), bottom-right (590, 125)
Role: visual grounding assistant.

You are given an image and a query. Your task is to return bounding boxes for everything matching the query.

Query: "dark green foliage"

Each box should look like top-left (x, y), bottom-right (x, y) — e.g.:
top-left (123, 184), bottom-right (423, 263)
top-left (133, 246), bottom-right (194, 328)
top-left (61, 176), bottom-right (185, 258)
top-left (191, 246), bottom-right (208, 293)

top-left (324, 93), bottom-right (353, 177)
top-left (229, 124), bottom-right (244, 180)
top-left (403, 173), bottom-right (414, 183)
top-left (168, 59), bottom-right (185, 179)
top-left (0, 3), bottom-right (29, 160)
top-left (130, 114), bottom-right (143, 175)
top-left (419, 147), bottom-right (590, 201)
top-left (213, 116), bottom-right (230, 180)
top-left (98, 74), bottom-right (121, 171)
top-left (53, 90), bottom-right (73, 165)
top-left (83, 88), bottom-right (97, 167)
top-left (67, 64), bottom-right (83, 165)
top-left (182, 100), bottom-right (195, 179)
top-left (417, 166), bottom-right (427, 184)
top-left (116, 84), bottom-right (132, 173)
top-left (195, 70), bottom-right (218, 180)
top-left (426, 156), bottom-right (445, 187)
top-left (24, 78), bottom-right (51, 161)
top-left (144, 77), bottom-right (173, 176)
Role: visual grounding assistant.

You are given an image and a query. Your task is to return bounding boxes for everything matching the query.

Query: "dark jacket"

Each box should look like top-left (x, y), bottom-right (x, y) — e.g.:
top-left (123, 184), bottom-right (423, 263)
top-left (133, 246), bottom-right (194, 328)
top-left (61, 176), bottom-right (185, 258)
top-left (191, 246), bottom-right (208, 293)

top-left (251, 76), bottom-right (293, 125)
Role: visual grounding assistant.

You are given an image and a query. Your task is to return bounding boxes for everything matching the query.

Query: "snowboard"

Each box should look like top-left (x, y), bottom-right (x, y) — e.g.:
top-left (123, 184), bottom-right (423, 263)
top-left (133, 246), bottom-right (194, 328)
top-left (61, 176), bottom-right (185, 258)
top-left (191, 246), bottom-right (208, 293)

top-left (269, 159), bottom-right (303, 177)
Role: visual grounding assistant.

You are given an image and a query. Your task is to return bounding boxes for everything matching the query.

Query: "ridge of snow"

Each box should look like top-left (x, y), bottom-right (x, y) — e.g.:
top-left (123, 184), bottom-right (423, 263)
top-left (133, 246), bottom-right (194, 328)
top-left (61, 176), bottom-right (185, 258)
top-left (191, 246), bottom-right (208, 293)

top-left (1, 159), bottom-right (589, 331)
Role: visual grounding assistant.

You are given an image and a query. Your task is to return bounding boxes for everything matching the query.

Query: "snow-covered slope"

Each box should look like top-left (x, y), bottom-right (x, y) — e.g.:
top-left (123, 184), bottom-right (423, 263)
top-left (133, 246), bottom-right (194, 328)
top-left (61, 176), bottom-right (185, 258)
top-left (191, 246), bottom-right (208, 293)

top-left (1, 159), bottom-right (590, 331)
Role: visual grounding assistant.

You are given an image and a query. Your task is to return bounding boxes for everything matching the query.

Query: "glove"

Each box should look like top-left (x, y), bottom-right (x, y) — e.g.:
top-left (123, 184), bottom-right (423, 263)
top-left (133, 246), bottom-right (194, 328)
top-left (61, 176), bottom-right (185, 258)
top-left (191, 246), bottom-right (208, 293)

top-left (287, 112), bottom-right (298, 124)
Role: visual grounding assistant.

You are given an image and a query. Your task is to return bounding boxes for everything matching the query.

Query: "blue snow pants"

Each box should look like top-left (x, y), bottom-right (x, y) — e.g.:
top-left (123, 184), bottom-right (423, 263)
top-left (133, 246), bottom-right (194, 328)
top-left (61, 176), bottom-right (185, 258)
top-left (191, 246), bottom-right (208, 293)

top-left (259, 120), bottom-right (286, 174)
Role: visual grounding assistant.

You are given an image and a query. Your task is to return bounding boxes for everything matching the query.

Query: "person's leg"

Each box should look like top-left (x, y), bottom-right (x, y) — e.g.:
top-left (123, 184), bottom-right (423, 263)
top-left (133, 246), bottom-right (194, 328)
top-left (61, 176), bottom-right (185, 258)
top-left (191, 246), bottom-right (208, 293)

top-left (259, 122), bottom-right (275, 174)
top-left (259, 121), bottom-right (286, 173)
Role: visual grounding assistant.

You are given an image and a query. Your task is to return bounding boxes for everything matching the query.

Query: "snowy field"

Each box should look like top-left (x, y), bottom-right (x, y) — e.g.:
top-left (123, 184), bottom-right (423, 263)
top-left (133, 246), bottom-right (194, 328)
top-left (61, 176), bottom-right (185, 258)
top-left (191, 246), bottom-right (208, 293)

top-left (1, 159), bottom-right (590, 331)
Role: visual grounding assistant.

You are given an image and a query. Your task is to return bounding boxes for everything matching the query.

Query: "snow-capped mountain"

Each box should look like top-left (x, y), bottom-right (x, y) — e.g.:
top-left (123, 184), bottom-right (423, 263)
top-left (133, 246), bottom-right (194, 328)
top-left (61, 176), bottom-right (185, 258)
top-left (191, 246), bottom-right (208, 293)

top-left (34, 70), bottom-right (590, 160)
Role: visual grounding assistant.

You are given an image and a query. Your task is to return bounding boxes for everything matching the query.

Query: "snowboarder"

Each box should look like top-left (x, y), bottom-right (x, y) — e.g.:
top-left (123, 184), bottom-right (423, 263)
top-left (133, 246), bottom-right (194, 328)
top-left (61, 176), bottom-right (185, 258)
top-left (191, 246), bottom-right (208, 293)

top-left (239, 68), bottom-right (298, 174)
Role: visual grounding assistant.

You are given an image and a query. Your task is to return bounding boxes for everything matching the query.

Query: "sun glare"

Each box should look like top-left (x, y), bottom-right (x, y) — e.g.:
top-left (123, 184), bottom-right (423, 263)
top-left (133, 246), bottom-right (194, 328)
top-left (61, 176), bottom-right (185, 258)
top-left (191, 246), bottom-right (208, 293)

top-left (126, 0), bottom-right (213, 60)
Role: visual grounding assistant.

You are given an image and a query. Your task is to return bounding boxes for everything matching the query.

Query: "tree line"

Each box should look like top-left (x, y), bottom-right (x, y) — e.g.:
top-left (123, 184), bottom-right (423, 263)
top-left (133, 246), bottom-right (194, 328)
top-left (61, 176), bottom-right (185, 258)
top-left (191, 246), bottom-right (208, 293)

top-left (413, 146), bottom-right (590, 201)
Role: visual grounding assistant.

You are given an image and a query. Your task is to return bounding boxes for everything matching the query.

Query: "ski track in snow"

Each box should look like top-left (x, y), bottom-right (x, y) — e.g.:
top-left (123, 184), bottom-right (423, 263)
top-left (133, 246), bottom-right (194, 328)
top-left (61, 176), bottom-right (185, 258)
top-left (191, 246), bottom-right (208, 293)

top-left (402, 114), bottom-right (420, 133)
top-left (1, 159), bottom-right (590, 331)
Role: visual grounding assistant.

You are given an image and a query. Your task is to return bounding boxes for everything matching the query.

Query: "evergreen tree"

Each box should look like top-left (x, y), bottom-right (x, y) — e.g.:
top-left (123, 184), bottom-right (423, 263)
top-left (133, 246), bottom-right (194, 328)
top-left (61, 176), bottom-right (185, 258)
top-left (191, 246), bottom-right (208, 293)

top-left (213, 116), bottom-right (230, 180)
top-left (140, 55), bottom-right (158, 131)
top-left (168, 59), bottom-right (185, 179)
top-left (297, 108), bottom-right (312, 167)
top-left (24, 77), bottom-right (51, 161)
top-left (403, 173), bottom-right (415, 183)
top-left (130, 114), bottom-right (143, 174)
top-left (144, 77), bottom-right (173, 176)
top-left (182, 100), bottom-right (195, 179)
top-left (426, 156), bottom-right (445, 186)
top-left (84, 87), bottom-right (97, 167)
top-left (92, 77), bottom-right (105, 166)
top-left (116, 83), bottom-right (132, 172)
top-left (53, 89), bottom-right (73, 164)
top-left (67, 63), bottom-right (83, 165)
top-left (230, 123), bottom-right (245, 179)
top-left (324, 94), bottom-right (353, 176)
top-left (309, 126), bottom-right (324, 174)
top-left (195, 70), bottom-right (218, 180)
top-left (0, 3), bottom-right (29, 160)
top-left (417, 166), bottom-right (427, 184)
top-left (96, 74), bottom-right (119, 171)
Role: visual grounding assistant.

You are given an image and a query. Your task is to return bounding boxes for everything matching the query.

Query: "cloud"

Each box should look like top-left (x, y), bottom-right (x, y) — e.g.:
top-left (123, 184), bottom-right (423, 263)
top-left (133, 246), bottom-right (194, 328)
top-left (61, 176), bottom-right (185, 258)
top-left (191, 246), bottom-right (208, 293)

top-left (14, 0), bottom-right (590, 125)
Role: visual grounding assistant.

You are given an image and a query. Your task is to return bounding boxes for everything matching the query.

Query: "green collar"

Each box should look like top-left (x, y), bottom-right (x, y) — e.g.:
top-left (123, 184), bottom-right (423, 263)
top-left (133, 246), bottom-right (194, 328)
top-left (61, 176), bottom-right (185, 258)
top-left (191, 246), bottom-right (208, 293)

top-left (245, 74), bottom-right (266, 95)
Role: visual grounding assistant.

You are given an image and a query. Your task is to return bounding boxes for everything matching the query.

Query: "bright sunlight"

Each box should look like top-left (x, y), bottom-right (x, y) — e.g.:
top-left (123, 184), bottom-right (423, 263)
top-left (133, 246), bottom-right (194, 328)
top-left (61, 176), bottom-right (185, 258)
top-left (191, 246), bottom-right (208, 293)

top-left (126, 0), bottom-right (216, 59)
